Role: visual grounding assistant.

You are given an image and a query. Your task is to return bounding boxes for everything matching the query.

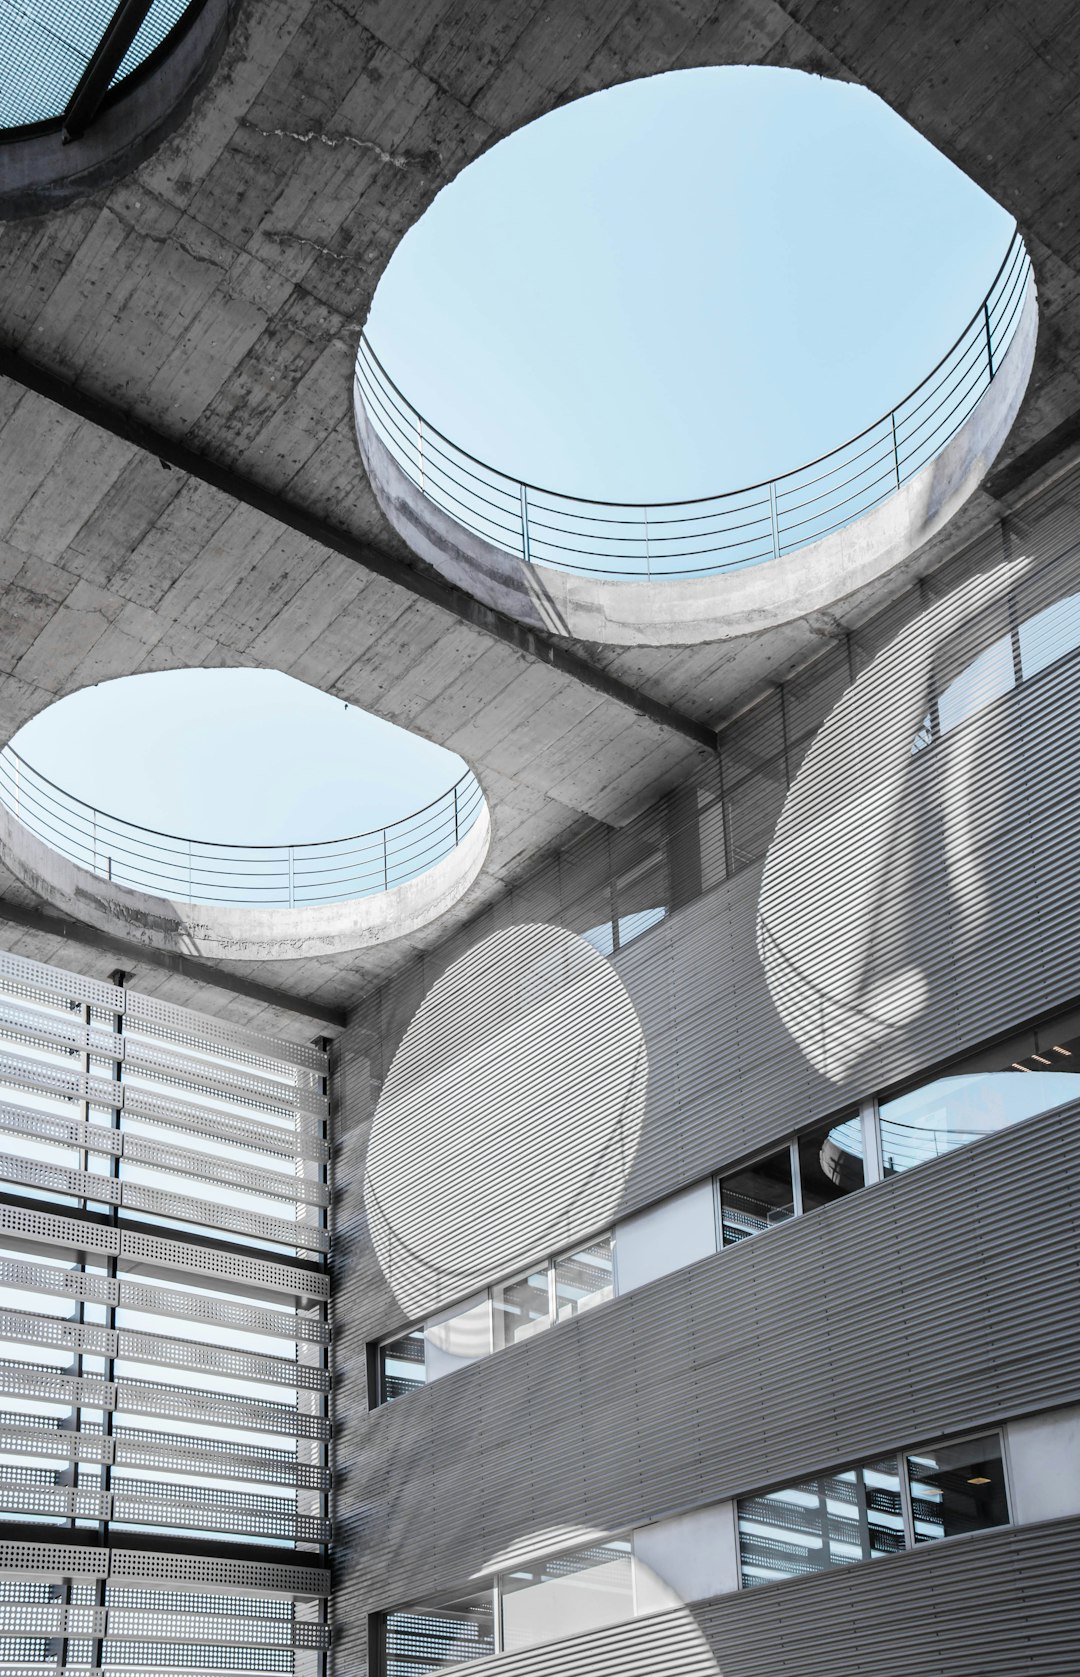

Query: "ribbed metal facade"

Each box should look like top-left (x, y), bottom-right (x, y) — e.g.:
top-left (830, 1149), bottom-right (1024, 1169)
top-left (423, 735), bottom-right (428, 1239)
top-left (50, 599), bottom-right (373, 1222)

top-left (332, 463), bottom-right (1080, 1673)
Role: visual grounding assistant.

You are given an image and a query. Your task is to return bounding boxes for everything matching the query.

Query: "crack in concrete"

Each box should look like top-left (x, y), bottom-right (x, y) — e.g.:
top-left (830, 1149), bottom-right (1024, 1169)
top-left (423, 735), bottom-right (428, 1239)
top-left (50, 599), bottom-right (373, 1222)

top-left (267, 231), bottom-right (353, 264)
top-left (98, 202), bottom-right (234, 278)
top-left (245, 122), bottom-right (421, 171)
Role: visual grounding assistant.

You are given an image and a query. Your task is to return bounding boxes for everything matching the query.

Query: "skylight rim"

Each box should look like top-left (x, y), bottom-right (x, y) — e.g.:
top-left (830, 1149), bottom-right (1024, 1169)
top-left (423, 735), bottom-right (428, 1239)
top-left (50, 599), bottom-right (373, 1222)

top-left (359, 226), bottom-right (1024, 514)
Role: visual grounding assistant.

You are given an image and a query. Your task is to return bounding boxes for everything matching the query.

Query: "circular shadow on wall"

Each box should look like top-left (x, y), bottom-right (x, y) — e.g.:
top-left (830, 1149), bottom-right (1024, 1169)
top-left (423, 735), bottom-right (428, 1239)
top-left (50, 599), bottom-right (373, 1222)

top-left (364, 922), bottom-right (648, 1317)
top-left (0, 0), bottom-right (230, 219)
top-left (756, 542), bottom-right (1080, 1088)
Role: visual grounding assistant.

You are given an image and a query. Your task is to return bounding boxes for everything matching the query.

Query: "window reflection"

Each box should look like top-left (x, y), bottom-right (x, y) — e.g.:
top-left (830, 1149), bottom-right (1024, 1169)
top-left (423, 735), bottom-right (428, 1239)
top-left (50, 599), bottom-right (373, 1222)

top-left (906, 1435), bottom-right (1008, 1543)
top-left (380, 1328), bottom-right (426, 1402)
top-left (1017, 589), bottom-right (1080, 680)
top-left (384, 1591), bottom-right (496, 1675)
top-left (913, 568), bottom-right (1080, 756)
top-left (797, 1114), bottom-right (864, 1213)
top-left (719, 1148), bottom-right (794, 1245)
top-left (737, 1457), bottom-right (904, 1588)
top-left (501, 1539), bottom-right (634, 1654)
top-left (739, 1433), bottom-right (1008, 1589)
top-left (492, 1267), bottom-right (550, 1350)
top-left (554, 1235), bottom-right (613, 1321)
top-left (879, 1027), bottom-right (1080, 1177)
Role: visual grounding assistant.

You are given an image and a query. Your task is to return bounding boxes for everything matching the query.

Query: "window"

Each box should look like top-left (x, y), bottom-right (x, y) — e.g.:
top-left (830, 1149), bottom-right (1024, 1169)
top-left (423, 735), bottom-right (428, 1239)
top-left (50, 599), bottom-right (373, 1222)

top-left (906, 1435), bottom-right (1008, 1543)
top-left (376, 1232), bottom-right (614, 1402)
top-left (797, 1114), bottom-right (865, 1213)
top-left (379, 1328), bottom-right (426, 1402)
top-left (383, 1591), bottom-right (496, 1675)
top-left (878, 1014), bottom-right (1080, 1177)
top-left (737, 1432), bottom-right (1009, 1589)
top-left (718, 1147), bottom-right (794, 1245)
top-left (738, 1456), bottom-right (905, 1587)
top-left (501, 1539), bottom-right (633, 1653)
top-left (554, 1235), bottom-right (613, 1320)
top-left (492, 1267), bottom-right (550, 1350)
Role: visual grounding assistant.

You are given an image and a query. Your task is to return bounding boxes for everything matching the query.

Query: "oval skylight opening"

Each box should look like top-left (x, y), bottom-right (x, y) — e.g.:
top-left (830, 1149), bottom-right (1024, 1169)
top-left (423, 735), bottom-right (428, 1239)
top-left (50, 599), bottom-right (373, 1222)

top-left (356, 65), bottom-right (1034, 616)
top-left (0, 670), bottom-right (487, 931)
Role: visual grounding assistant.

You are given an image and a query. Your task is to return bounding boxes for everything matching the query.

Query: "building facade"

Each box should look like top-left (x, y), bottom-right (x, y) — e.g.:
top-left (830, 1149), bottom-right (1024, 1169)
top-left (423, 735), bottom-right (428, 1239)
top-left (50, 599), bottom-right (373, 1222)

top-left (1, 3), bottom-right (1080, 1675)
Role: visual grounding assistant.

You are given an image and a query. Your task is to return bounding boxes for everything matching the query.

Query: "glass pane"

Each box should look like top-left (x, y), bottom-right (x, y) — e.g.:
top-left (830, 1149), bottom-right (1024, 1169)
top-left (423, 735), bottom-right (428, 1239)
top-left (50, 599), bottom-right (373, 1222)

top-left (492, 1267), bottom-right (550, 1351)
top-left (906, 1435), bottom-right (1009, 1544)
top-left (862, 1456), bottom-right (906, 1559)
top-left (719, 1148), bottom-right (794, 1245)
top-left (384, 1591), bottom-right (496, 1674)
top-left (797, 1113), bottom-right (864, 1213)
top-left (501, 1539), bottom-right (633, 1653)
top-left (380, 1328), bottom-right (426, 1402)
top-left (738, 1457), bottom-right (904, 1588)
top-left (1017, 590), bottom-right (1080, 680)
top-left (879, 1066), bottom-right (1080, 1176)
top-left (424, 1294), bottom-right (493, 1381)
top-left (936, 633), bottom-right (1014, 738)
top-left (554, 1235), bottom-right (614, 1321)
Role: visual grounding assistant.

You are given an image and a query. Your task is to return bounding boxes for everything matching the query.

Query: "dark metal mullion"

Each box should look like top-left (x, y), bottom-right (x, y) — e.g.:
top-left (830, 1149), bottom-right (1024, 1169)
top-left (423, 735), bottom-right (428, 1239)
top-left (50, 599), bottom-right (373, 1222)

top-left (62, 0), bottom-right (155, 142)
top-left (91, 972), bottom-right (125, 1672)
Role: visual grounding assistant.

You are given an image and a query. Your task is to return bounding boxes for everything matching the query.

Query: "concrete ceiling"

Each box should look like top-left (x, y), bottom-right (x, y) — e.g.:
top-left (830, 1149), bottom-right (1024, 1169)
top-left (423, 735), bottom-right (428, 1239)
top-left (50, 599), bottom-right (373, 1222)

top-left (0, 0), bottom-right (1077, 1029)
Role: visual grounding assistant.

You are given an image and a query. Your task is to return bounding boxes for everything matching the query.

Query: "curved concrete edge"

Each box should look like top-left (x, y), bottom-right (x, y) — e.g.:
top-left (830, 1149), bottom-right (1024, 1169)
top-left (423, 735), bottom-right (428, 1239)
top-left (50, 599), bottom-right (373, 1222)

top-left (355, 289), bottom-right (1038, 649)
top-left (0, 0), bottom-right (230, 220)
top-left (0, 798), bottom-right (491, 963)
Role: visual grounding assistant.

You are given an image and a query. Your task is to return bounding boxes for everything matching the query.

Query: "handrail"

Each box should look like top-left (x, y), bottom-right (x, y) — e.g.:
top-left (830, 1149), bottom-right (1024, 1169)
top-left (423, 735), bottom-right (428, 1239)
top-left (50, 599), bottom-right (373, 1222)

top-left (354, 230), bottom-right (1033, 581)
top-left (0, 746), bottom-right (484, 909)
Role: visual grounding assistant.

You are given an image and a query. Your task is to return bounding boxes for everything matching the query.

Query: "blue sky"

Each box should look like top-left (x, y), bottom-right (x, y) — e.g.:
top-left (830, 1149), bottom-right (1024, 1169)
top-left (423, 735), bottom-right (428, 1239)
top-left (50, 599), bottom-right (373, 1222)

top-left (12, 671), bottom-right (465, 846)
top-left (367, 66), bottom-right (1013, 500)
top-left (17, 66), bottom-right (1014, 848)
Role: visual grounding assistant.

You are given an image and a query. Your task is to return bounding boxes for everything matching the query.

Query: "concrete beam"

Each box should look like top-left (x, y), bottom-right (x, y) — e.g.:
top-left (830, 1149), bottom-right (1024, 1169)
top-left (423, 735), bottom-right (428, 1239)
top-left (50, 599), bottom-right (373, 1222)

top-left (0, 897), bottom-right (347, 1031)
top-left (0, 346), bottom-right (716, 754)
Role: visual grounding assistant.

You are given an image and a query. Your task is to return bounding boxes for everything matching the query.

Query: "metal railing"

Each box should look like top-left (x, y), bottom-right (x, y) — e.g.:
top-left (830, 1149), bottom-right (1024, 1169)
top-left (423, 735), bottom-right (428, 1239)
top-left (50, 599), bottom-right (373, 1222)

top-left (0, 746), bottom-right (484, 909)
top-left (355, 231), bottom-right (1033, 581)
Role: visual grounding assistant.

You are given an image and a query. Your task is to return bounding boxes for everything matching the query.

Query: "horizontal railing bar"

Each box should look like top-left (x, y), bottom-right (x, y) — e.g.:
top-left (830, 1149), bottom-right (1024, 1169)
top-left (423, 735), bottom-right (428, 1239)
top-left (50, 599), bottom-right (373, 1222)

top-left (357, 231), bottom-right (1032, 584)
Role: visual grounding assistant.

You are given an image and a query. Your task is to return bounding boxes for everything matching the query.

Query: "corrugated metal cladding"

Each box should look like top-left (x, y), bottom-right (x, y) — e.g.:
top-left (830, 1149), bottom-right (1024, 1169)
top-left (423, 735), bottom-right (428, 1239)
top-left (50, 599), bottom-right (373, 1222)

top-left (332, 459), bottom-right (1080, 1676)
top-left (335, 1101), bottom-right (1080, 1618)
top-left (359, 1518), bottom-right (1080, 1677)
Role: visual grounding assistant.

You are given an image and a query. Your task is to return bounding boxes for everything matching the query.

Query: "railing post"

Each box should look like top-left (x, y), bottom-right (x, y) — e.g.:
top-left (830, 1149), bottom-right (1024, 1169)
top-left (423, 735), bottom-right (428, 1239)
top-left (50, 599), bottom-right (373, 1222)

top-left (983, 299), bottom-right (994, 381)
top-left (288, 846), bottom-right (295, 908)
top-left (891, 411), bottom-right (901, 490)
top-left (453, 781), bottom-right (460, 845)
top-left (14, 755), bottom-right (19, 822)
top-left (768, 480), bottom-right (780, 562)
top-left (382, 828), bottom-right (388, 891)
top-left (643, 506), bottom-right (650, 580)
top-left (520, 483), bottom-right (531, 564)
top-left (187, 839), bottom-right (192, 902)
top-left (93, 812), bottom-right (97, 876)
top-left (418, 415), bottom-right (425, 491)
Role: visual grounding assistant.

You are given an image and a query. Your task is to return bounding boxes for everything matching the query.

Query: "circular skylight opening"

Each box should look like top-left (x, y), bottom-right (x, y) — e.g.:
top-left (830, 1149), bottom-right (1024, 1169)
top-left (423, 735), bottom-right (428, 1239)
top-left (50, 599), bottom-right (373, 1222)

top-left (0, 670), bottom-right (489, 959)
top-left (0, 0), bottom-right (227, 218)
top-left (355, 66), bottom-right (1036, 640)
top-left (1, 0), bottom-right (203, 134)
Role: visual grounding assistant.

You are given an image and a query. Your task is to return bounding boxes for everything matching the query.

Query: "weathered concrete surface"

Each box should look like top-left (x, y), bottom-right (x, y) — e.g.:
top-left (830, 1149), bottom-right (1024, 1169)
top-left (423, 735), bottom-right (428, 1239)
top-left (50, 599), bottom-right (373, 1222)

top-left (0, 786), bottom-right (490, 961)
top-left (356, 289), bottom-right (1038, 646)
top-left (0, 0), bottom-right (1079, 1013)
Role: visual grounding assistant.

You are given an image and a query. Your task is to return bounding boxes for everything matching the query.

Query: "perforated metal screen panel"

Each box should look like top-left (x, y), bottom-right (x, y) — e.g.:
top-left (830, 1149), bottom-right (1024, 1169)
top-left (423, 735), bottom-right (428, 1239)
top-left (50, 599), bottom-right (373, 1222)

top-left (0, 950), bottom-right (330, 1675)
